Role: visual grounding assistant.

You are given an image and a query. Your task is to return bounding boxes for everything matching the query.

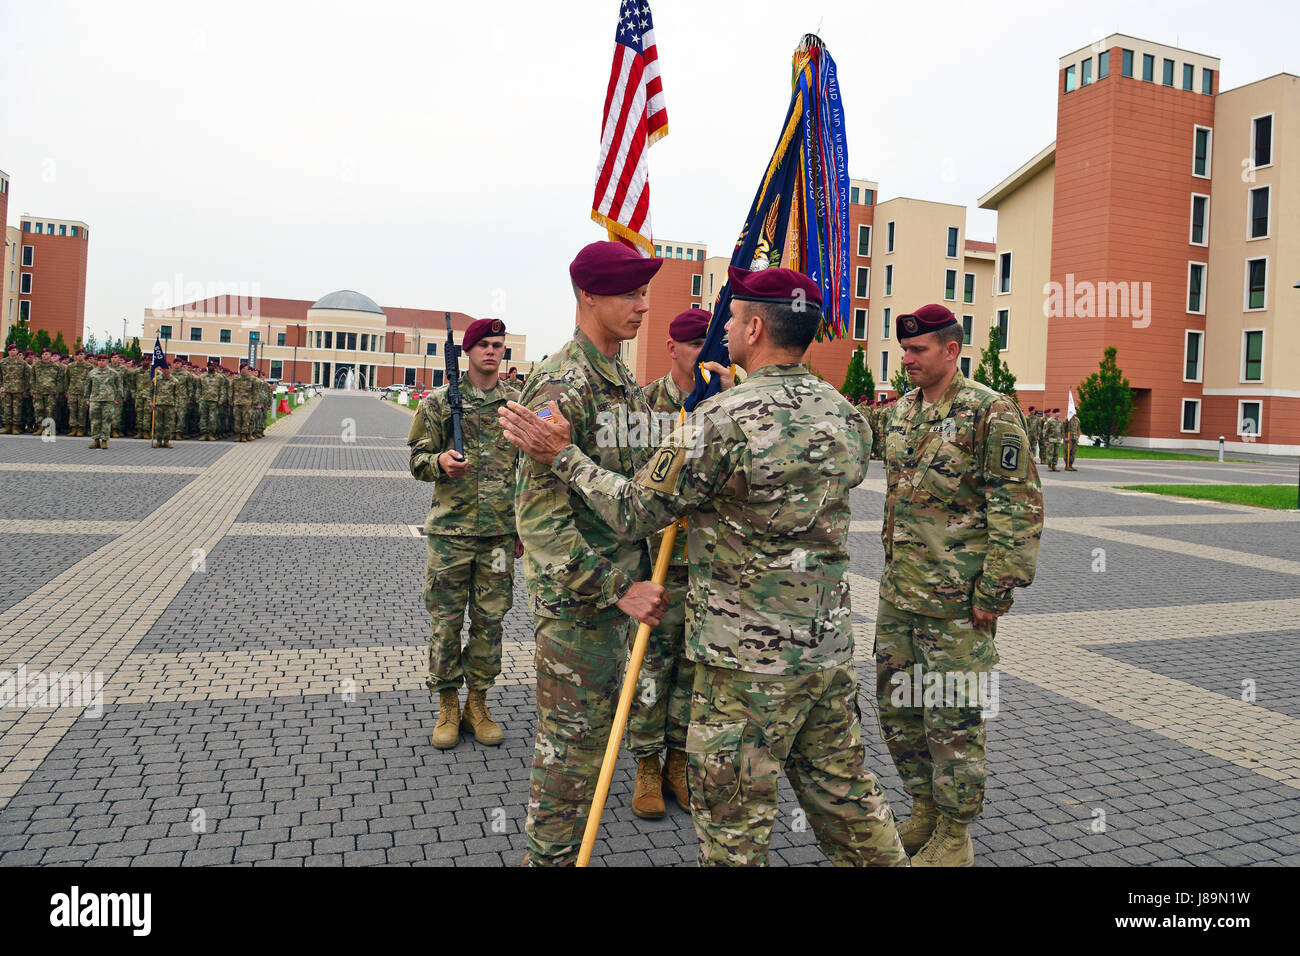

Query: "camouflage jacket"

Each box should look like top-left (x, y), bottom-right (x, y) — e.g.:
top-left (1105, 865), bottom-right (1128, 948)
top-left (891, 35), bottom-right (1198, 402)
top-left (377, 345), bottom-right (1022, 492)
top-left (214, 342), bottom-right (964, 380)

top-left (153, 374), bottom-right (180, 406)
top-left (551, 364), bottom-right (871, 675)
top-left (32, 360), bottom-right (63, 395)
top-left (134, 368), bottom-right (156, 400)
top-left (1, 355), bottom-right (30, 393)
top-left (67, 359), bottom-right (91, 398)
top-left (1043, 417), bottom-right (1064, 442)
top-left (516, 328), bottom-right (651, 619)
top-left (88, 367), bottom-right (123, 403)
top-left (1068, 415), bottom-right (1081, 441)
top-left (231, 373), bottom-right (255, 405)
top-left (641, 372), bottom-right (690, 567)
top-left (880, 369), bottom-right (1042, 619)
top-left (407, 378), bottom-right (520, 537)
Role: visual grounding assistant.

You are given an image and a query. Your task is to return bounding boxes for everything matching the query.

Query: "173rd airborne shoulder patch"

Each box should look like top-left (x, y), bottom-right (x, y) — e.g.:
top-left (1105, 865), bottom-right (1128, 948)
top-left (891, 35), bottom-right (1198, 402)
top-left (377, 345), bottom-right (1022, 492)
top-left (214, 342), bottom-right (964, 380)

top-left (989, 421), bottom-right (1027, 479)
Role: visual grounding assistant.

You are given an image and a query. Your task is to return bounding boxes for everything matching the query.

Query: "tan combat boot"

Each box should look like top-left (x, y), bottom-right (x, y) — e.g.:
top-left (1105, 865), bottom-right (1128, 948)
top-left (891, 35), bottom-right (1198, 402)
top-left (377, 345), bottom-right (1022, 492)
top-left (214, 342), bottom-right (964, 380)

top-left (662, 748), bottom-right (689, 809)
top-left (632, 756), bottom-right (666, 819)
top-left (431, 689), bottom-right (461, 749)
top-left (88, 439), bottom-right (100, 449)
top-left (910, 813), bottom-right (974, 867)
top-left (151, 439), bottom-right (160, 448)
top-left (462, 688), bottom-right (503, 746)
top-left (897, 794), bottom-right (939, 855)
top-left (163, 439), bottom-right (173, 448)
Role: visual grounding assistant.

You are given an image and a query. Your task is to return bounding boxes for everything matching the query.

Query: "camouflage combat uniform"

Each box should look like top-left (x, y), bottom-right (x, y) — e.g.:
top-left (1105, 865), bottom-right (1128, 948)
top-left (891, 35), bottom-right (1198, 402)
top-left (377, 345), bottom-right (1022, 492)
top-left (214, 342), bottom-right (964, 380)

top-left (1043, 415), bottom-right (1063, 470)
top-left (1066, 414), bottom-right (1081, 470)
top-left (87, 364), bottom-right (123, 444)
top-left (232, 370), bottom-right (254, 439)
top-left (550, 364), bottom-right (907, 867)
top-left (199, 368), bottom-right (221, 438)
top-left (134, 367), bottom-right (156, 439)
top-left (876, 368), bottom-right (1042, 824)
top-left (31, 357), bottom-right (62, 434)
top-left (1026, 412), bottom-right (1040, 462)
top-left (628, 372), bottom-right (694, 764)
top-left (516, 328), bottom-right (652, 867)
top-left (407, 378), bottom-right (519, 694)
top-left (67, 357), bottom-right (91, 434)
top-left (152, 371), bottom-right (179, 444)
top-left (1, 351), bottom-right (29, 432)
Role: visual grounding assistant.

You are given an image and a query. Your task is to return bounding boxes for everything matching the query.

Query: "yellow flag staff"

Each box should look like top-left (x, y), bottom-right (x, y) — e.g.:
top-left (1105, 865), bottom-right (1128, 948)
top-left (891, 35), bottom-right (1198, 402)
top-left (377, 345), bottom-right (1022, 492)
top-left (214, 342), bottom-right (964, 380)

top-left (577, 363), bottom-right (744, 867)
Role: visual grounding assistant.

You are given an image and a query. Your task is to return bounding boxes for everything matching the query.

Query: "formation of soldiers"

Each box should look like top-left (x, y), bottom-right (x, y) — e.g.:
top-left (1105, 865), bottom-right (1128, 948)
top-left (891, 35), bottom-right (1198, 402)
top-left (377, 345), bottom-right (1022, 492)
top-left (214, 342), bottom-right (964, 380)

top-left (0, 344), bottom-right (276, 446)
top-left (858, 395), bottom-right (899, 460)
top-left (1026, 406), bottom-right (1081, 471)
top-left (411, 241), bottom-right (1044, 868)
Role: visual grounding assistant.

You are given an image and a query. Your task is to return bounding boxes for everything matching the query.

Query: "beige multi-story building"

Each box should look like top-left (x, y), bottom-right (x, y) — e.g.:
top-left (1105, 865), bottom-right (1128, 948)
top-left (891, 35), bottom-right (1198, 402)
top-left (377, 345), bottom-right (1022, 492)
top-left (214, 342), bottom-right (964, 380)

top-left (143, 290), bottom-right (531, 388)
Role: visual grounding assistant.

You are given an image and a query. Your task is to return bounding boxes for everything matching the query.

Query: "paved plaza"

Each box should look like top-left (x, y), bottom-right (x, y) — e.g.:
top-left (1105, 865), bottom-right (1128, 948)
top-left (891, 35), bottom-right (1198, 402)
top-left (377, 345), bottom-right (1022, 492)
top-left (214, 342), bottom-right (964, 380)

top-left (0, 392), bottom-right (1297, 867)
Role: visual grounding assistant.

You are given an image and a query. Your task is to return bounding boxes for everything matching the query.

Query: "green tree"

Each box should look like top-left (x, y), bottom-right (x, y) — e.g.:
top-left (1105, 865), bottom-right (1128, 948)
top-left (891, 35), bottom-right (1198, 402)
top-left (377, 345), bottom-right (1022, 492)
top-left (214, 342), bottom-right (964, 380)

top-left (840, 345), bottom-right (873, 402)
top-left (890, 365), bottom-right (910, 397)
top-left (83, 333), bottom-right (99, 354)
top-left (1077, 346), bottom-right (1134, 447)
top-left (127, 337), bottom-right (143, 360)
top-left (973, 327), bottom-right (1019, 407)
top-left (31, 328), bottom-right (52, 354)
top-left (3, 318), bottom-right (30, 351)
top-left (51, 331), bottom-right (70, 355)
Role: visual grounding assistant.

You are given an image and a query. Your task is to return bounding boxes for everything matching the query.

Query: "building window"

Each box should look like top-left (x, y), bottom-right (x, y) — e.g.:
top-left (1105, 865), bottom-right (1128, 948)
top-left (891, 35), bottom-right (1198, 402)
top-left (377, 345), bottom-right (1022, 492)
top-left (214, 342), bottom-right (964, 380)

top-left (654, 245), bottom-right (661, 256)
top-left (1098, 50), bottom-right (1109, 79)
top-left (21, 245), bottom-right (33, 267)
top-left (853, 309), bottom-right (867, 341)
top-left (1189, 195), bottom-right (1209, 245)
top-left (276, 332), bottom-right (286, 347)
top-left (1121, 49), bottom-right (1134, 77)
top-left (220, 329), bottom-right (232, 344)
top-left (1245, 259), bottom-right (1267, 310)
top-left (1184, 331), bottom-right (1203, 381)
top-left (160, 325), bottom-right (172, 340)
top-left (1162, 58), bottom-right (1174, 86)
top-left (1238, 401), bottom-right (1262, 439)
top-left (348, 332), bottom-right (358, 350)
top-left (963, 273), bottom-right (975, 304)
top-left (850, 186), bottom-right (859, 204)
top-left (883, 308), bottom-right (891, 339)
top-left (21, 221), bottom-right (29, 233)
top-left (18, 301), bottom-right (30, 323)
top-left (691, 274), bottom-right (702, 296)
top-left (1249, 186), bottom-right (1270, 238)
top-left (404, 367), bottom-right (416, 387)
top-left (1081, 58), bottom-right (1092, 86)
top-left (1187, 263), bottom-right (1206, 314)
top-left (884, 264), bottom-right (893, 296)
top-left (19, 273), bottom-right (31, 294)
top-left (249, 330), bottom-right (260, 344)
top-left (863, 189), bottom-right (874, 205)
top-left (946, 226), bottom-right (959, 258)
top-left (1182, 63), bottom-right (1194, 91)
top-left (857, 224), bottom-right (871, 257)
top-left (361, 333), bottom-right (370, 351)
top-left (944, 270), bottom-right (957, 301)
top-left (190, 327), bottom-right (202, 341)
top-left (855, 267), bottom-right (870, 298)
top-left (1064, 65), bottom-right (1076, 92)
top-left (886, 221), bottom-right (895, 253)
top-left (1181, 399), bottom-right (1200, 433)
top-left (1202, 68), bottom-right (1214, 95)
top-left (270, 360), bottom-right (283, 379)
top-left (1252, 114), bottom-right (1272, 167)
top-left (1193, 126), bottom-right (1212, 177)
top-left (426, 342), bottom-right (436, 356)
top-left (881, 351), bottom-right (889, 381)
top-left (996, 310), bottom-right (1010, 350)
top-left (998, 251), bottom-right (1012, 294)
top-left (1243, 331), bottom-right (1264, 381)
top-left (504, 347), bottom-right (512, 360)
top-left (324, 331), bottom-right (333, 349)
top-left (962, 314), bottom-right (973, 345)
top-left (1142, 53), bottom-right (1154, 82)
top-left (960, 356), bottom-right (971, 377)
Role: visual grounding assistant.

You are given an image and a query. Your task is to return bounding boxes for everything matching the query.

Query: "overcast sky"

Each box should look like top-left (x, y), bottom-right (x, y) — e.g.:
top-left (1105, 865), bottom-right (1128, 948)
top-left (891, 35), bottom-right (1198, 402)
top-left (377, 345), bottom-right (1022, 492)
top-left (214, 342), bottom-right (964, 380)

top-left (2, 0), bottom-right (1297, 357)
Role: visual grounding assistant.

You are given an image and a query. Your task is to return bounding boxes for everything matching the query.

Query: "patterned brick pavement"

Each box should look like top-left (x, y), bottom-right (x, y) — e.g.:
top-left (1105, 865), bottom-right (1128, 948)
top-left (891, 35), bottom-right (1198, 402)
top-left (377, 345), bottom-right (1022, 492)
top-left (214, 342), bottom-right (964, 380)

top-left (1, 391), bottom-right (1298, 866)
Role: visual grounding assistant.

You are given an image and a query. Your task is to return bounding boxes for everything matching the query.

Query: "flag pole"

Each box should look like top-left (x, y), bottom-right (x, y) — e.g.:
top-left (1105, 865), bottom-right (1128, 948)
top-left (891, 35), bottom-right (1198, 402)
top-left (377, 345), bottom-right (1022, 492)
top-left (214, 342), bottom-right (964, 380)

top-left (150, 373), bottom-right (157, 445)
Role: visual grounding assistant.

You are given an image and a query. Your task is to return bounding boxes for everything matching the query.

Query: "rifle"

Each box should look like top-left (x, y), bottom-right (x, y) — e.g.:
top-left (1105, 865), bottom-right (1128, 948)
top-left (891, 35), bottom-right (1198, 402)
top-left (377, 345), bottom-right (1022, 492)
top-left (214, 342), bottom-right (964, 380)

top-left (444, 312), bottom-right (464, 459)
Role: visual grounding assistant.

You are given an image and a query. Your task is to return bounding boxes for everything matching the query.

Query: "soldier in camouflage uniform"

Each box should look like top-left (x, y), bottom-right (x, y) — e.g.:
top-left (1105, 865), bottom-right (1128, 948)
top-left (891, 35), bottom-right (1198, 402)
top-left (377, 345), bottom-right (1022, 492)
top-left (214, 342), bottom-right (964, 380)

top-left (504, 266), bottom-right (909, 868)
top-left (198, 361), bottom-right (221, 439)
top-left (1, 343), bottom-right (30, 434)
top-left (1025, 407), bottom-right (1039, 461)
top-left (408, 318), bottom-right (520, 750)
top-left (512, 242), bottom-right (669, 867)
top-left (876, 304), bottom-right (1042, 866)
top-left (1065, 411), bottom-right (1081, 471)
top-left (30, 348), bottom-right (62, 436)
top-left (627, 308), bottom-right (709, 818)
top-left (134, 363), bottom-right (156, 440)
top-left (151, 364), bottom-right (177, 448)
top-left (232, 364), bottom-right (256, 440)
top-left (1043, 409), bottom-right (1063, 471)
top-left (67, 350), bottom-right (91, 436)
top-left (87, 354), bottom-right (123, 448)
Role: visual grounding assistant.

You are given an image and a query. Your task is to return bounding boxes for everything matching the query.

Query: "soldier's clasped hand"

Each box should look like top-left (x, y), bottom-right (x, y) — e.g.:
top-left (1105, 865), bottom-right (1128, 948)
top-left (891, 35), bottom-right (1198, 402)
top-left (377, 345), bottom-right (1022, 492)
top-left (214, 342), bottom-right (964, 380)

top-left (438, 450), bottom-right (469, 478)
top-left (616, 581), bottom-right (669, 627)
top-left (499, 400), bottom-right (573, 466)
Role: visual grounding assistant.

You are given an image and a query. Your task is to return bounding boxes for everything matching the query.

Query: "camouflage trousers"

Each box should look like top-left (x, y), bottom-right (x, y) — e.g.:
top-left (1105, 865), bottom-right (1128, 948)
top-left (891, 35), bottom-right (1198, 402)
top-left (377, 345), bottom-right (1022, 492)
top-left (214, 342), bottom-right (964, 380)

top-left (69, 395), bottom-right (87, 430)
top-left (626, 564), bottom-right (693, 758)
top-left (153, 406), bottom-right (175, 440)
top-left (423, 532), bottom-right (514, 692)
top-left (1045, 441), bottom-right (1060, 469)
top-left (199, 400), bottom-right (219, 436)
top-left (874, 598), bottom-right (996, 823)
top-left (32, 392), bottom-right (58, 430)
top-left (687, 661), bottom-right (907, 867)
top-left (135, 399), bottom-right (153, 437)
top-left (88, 401), bottom-right (114, 441)
top-left (234, 404), bottom-right (254, 435)
top-left (1, 392), bottom-right (21, 428)
top-left (1065, 439), bottom-right (1077, 468)
top-left (525, 610), bottom-right (634, 867)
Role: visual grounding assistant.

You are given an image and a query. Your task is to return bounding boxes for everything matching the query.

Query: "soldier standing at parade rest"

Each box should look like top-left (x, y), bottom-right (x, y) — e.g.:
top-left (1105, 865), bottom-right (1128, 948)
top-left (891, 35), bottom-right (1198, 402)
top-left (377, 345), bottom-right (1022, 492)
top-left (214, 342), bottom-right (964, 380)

top-left (31, 348), bottom-right (61, 435)
top-left (87, 354), bottom-right (122, 449)
top-left (502, 266), bottom-right (910, 868)
top-left (232, 363), bottom-right (255, 441)
top-left (68, 350), bottom-right (91, 436)
top-left (199, 361), bottom-right (221, 440)
top-left (627, 307), bottom-right (713, 817)
top-left (1066, 410), bottom-right (1081, 471)
top-left (407, 317), bottom-right (521, 749)
top-left (152, 365), bottom-right (177, 448)
top-left (1044, 408), bottom-right (1063, 471)
top-left (875, 303), bottom-right (1042, 866)
top-left (1, 343), bottom-right (30, 434)
top-left (1025, 407), bottom-right (1039, 462)
top-left (510, 241), bottom-right (669, 867)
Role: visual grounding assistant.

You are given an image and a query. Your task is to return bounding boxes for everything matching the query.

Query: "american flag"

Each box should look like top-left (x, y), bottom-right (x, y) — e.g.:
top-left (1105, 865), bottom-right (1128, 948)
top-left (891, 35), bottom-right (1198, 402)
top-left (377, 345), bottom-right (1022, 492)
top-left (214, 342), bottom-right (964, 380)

top-left (590, 0), bottom-right (667, 257)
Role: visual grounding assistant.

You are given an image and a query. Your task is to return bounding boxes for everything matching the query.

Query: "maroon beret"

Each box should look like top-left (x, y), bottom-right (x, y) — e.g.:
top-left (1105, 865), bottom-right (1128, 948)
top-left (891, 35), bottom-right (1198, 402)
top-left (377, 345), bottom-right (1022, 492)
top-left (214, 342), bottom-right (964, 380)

top-left (668, 308), bottom-right (711, 342)
top-left (727, 266), bottom-right (823, 309)
top-left (569, 241), bottom-right (663, 295)
top-left (897, 304), bottom-right (958, 340)
top-left (463, 318), bottom-right (506, 351)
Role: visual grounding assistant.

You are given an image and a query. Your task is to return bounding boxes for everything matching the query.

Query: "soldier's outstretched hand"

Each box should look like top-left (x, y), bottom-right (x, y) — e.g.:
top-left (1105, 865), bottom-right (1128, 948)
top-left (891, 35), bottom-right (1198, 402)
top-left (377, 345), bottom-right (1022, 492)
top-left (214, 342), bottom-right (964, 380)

top-left (617, 581), bottom-right (669, 627)
top-left (499, 400), bottom-right (572, 466)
